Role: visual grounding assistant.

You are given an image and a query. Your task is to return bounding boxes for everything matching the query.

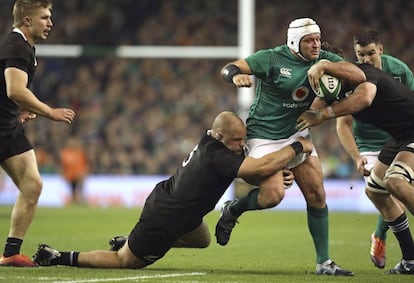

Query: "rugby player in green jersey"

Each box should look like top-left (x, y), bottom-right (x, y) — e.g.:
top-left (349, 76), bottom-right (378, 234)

top-left (336, 28), bottom-right (414, 269)
top-left (216, 18), bottom-right (362, 276)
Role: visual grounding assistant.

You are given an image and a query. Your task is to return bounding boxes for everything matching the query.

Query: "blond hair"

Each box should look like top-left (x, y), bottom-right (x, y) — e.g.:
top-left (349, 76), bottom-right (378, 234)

top-left (12, 0), bottom-right (52, 27)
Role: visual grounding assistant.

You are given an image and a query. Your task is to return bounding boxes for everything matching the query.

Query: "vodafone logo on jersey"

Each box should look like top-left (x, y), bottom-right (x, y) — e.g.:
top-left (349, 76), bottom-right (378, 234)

top-left (292, 86), bottom-right (309, 102)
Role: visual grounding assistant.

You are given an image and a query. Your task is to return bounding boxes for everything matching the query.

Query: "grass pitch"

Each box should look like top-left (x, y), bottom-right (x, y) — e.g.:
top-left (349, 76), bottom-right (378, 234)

top-left (0, 205), bottom-right (412, 282)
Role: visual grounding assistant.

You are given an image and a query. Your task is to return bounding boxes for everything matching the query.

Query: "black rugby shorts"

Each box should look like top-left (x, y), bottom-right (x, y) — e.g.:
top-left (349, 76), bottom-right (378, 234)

top-left (0, 125), bottom-right (33, 162)
top-left (128, 208), bottom-right (202, 264)
top-left (378, 137), bottom-right (414, 166)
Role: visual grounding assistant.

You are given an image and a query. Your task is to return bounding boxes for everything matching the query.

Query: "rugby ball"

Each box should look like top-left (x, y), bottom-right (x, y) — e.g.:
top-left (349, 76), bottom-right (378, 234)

top-left (311, 74), bottom-right (341, 101)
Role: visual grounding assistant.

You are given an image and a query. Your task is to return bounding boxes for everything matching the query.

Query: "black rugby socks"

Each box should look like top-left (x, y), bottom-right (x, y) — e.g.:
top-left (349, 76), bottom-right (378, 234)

top-left (3, 237), bottom-right (22, 257)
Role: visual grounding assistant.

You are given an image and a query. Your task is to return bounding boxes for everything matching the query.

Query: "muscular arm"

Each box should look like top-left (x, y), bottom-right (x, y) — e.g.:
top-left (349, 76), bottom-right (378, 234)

top-left (336, 115), bottom-right (361, 162)
top-left (325, 82), bottom-right (376, 117)
top-left (221, 59), bottom-right (252, 74)
top-left (221, 59), bottom-right (254, 87)
top-left (310, 97), bottom-right (329, 110)
top-left (236, 138), bottom-right (312, 183)
top-left (5, 67), bottom-right (75, 123)
top-left (296, 82), bottom-right (377, 131)
top-left (308, 61), bottom-right (366, 90)
top-left (237, 146), bottom-right (296, 182)
top-left (5, 67), bottom-right (53, 117)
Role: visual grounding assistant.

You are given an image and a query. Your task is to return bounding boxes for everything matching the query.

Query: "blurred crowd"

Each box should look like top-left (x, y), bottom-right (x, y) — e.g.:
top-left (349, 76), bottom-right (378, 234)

top-left (0, 0), bottom-right (412, 178)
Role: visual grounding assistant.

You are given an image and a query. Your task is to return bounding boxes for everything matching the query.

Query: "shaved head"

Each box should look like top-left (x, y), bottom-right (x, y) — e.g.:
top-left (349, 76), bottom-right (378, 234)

top-left (212, 111), bottom-right (244, 135)
top-left (210, 111), bottom-right (246, 155)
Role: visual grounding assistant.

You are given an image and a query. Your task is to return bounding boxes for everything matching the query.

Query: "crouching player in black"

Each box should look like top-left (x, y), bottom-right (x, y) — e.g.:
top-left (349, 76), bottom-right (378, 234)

top-left (33, 111), bottom-right (312, 269)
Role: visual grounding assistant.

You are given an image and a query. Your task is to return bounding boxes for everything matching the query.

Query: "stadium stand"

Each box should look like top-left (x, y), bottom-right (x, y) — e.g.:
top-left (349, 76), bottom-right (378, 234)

top-left (0, 0), bottom-right (412, 177)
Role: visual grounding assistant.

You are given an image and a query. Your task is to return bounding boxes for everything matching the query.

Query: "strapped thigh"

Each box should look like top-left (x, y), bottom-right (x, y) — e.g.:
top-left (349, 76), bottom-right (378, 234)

top-left (384, 161), bottom-right (414, 184)
top-left (366, 171), bottom-right (389, 194)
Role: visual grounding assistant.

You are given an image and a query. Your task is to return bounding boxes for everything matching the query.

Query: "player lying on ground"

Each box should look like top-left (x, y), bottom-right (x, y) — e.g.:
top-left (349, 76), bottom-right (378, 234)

top-left (33, 111), bottom-right (311, 269)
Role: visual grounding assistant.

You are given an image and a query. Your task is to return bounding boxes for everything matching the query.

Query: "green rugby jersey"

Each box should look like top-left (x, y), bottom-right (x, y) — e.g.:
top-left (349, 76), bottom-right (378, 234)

top-left (245, 45), bottom-right (342, 140)
top-left (353, 54), bottom-right (414, 152)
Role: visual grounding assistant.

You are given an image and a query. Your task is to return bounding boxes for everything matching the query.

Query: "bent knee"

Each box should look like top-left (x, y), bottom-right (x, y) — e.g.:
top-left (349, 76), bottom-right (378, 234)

top-left (20, 177), bottom-right (43, 199)
top-left (365, 188), bottom-right (376, 199)
top-left (200, 233), bottom-right (211, 248)
top-left (187, 233), bottom-right (211, 249)
top-left (118, 244), bottom-right (150, 269)
top-left (191, 233), bottom-right (211, 248)
top-left (32, 179), bottom-right (43, 197)
top-left (384, 177), bottom-right (405, 194)
top-left (302, 186), bottom-right (326, 206)
top-left (196, 238), bottom-right (210, 248)
top-left (19, 183), bottom-right (42, 208)
top-left (384, 161), bottom-right (414, 193)
top-left (28, 183), bottom-right (43, 202)
top-left (258, 189), bottom-right (284, 208)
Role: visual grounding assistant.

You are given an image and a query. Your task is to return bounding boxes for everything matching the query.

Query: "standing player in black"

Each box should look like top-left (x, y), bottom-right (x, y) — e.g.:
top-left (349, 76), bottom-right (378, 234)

top-left (296, 60), bottom-right (414, 275)
top-left (33, 111), bottom-right (312, 269)
top-left (0, 0), bottom-right (75, 267)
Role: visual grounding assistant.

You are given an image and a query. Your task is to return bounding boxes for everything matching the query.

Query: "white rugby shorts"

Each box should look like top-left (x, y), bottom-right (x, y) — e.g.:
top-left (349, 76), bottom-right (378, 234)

top-left (246, 129), bottom-right (317, 169)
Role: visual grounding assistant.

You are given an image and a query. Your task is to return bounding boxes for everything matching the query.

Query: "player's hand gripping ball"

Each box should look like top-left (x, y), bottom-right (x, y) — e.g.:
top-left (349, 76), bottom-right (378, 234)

top-left (311, 73), bottom-right (341, 101)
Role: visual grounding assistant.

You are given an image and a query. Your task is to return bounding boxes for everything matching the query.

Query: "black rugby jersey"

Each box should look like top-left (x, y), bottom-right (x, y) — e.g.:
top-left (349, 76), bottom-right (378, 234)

top-left (350, 63), bottom-right (414, 141)
top-left (0, 30), bottom-right (37, 131)
top-left (145, 132), bottom-right (245, 219)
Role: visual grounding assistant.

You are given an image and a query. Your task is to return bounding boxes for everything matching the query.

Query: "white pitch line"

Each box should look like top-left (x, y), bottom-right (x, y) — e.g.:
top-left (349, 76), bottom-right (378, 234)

top-left (49, 272), bottom-right (206, 283)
